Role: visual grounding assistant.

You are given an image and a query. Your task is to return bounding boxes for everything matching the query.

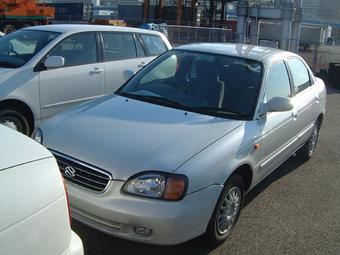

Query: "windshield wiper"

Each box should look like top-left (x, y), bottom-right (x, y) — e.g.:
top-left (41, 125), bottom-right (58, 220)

top-left (119, 92), bottom-right (185, 108)
top-left (192, 106), bottom-right (247, 117)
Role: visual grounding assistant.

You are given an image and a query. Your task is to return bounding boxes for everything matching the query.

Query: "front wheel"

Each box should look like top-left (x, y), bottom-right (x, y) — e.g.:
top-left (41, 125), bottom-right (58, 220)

top-left (0, 109), bottom-right (30, 135)
top-left (297, 121), bottom-right (320, 160)
top-left (205, 174), bottom-right (245, 245)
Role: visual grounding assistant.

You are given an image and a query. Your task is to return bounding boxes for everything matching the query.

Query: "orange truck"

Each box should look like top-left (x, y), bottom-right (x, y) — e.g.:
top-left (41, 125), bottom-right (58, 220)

top-left (0, 0), bottom-right (54, 33)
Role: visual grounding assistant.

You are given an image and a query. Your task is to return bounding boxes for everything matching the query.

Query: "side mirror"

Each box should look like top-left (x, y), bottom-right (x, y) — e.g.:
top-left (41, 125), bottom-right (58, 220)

top-left (266, 96), bottom-right (293, 112)
top-left (44, 56), bottom-right (65, 69)
top-left (123, 69), bottom-right (135, 80)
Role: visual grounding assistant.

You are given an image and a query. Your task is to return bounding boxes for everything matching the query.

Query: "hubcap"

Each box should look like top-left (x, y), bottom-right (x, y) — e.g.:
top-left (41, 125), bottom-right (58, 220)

top-left (0, 118), bottom-right (19, 131)
top-left (217, 186), bottom-right (242, 235)
top-left (308, 126), bottom-right (318, 156)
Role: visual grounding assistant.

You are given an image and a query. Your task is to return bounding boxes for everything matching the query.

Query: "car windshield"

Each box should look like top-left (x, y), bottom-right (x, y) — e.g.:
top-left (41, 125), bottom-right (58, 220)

top-left (0, 30), bottom-right (60, 68)
top-left (117, 50), bottom-right (263, 119)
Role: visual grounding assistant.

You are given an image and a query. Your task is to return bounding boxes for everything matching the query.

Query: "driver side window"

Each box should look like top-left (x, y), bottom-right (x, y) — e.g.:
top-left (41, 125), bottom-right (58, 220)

top-left (48, 33), bottom-right (98, 68)
top-left (265, 61), bottom-right (292, 103)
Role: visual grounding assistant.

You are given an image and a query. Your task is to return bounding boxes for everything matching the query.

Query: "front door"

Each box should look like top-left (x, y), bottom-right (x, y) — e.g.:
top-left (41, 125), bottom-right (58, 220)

top-left (39, 32), bottom-right (104, 119)
top-left (255, 60), bottom-right (297, 182)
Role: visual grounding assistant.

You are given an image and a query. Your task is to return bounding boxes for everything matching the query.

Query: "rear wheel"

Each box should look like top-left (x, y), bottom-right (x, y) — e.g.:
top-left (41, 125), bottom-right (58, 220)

top-left (205, 174), bottom-right (245, 245)
top-left (297, 121), bottom-right (320, 160)
top-left (0, 109), bottom-right (30, 135)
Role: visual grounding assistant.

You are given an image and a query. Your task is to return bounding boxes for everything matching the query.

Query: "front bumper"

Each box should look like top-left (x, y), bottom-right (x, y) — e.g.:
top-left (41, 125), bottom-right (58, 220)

top-left (67, 180), bottom-right (223, 245)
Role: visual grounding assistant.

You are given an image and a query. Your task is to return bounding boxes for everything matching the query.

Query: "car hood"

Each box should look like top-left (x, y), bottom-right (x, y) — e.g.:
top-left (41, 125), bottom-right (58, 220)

top-left (0, 125), bottom-right (52, 171)
top-left (0, 67), bottom-right (14, 76)
top-left (42, 95), bottom-right (243, 180)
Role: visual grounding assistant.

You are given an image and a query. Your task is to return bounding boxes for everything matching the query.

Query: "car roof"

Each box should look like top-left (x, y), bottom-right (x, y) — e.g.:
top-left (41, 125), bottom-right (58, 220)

top-left (175, 43), bottom-right (296, 63)
top-left (25, 24), bottom-right (163, 36)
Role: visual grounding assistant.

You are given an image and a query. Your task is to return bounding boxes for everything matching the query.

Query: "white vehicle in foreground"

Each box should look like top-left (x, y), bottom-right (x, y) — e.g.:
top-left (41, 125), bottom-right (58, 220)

top-left (0, 125), bottom-right (83, 255)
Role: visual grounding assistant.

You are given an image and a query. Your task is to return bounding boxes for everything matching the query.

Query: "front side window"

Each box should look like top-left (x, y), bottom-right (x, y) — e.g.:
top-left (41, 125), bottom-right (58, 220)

top-left (117, 50), bottom-right (263, 119)
top-left (102, 33), bottom-right (137, 61)
top-left (265, 61), bottom-right (291, 102)
top-left (0, 30), bottom-right (59, 68)
top-left (140, 34), bottom-right (167, 56)
top-left (48, 33), bottom-right (97, 67)
top-left (286, 58), bottom-right (311, 93)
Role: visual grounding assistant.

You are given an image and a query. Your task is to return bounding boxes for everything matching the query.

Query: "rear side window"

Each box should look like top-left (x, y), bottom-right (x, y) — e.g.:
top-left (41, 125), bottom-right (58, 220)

top-left (265, 61), bottom-right (291, 102)
top-left (140, 34), bottom-right (167, 56)
top-left (286, 58), bottom-right (311, 93)
top-left (102, 33), bottom-right (137, 61)
top-left (48, 33), bottom-right (97, 67)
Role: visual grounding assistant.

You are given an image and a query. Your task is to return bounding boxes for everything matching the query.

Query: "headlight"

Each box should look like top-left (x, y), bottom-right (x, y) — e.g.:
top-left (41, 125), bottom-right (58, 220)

top-left (123, 172), bottom-right (188, 201)
top-left (32, 128), bottom-right (43, 144)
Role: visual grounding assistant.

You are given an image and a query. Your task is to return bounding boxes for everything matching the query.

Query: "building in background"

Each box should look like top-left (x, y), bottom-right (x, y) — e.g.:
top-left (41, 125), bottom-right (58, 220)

top-left (303, 0), bottom-right (340, 24)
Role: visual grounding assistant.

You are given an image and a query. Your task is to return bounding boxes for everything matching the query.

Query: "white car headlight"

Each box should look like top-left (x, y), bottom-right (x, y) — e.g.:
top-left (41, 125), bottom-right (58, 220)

top-left (123, 172), bottom-right (188, 201)
top-left (32, 128), bottom-right (43, 144)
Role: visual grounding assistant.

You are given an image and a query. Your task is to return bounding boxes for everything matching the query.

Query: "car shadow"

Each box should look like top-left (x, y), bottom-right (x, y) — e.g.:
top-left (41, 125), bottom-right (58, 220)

top-left (244, 156), bottom-right (305, 207)
top-left (72, 156), bottom-right (305, 255)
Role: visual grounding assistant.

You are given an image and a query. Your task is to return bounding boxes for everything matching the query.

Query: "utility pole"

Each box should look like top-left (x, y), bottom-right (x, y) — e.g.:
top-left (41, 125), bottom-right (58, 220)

top-left (290, 0), bottom-right (303, 53)
top-left (236, 0), bottom-right (248, 43)
top-left (143, 0), bottom-right (149, 23)
top-left (280, 0), bottom-right (294, 51)
top-left (158, 0), bottom-right (164, 21)
top-left (176, 0), bottom-right (182, 25)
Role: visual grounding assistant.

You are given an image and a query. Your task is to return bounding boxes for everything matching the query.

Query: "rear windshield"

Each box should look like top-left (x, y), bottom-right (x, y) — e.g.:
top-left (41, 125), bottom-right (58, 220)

top-left (0, 30), bottom-right (60, 68)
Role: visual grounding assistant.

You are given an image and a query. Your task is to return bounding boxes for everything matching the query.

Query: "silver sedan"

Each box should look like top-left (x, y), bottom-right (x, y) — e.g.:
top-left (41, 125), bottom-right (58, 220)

top-left (34, 43), bottom-right (326, 245)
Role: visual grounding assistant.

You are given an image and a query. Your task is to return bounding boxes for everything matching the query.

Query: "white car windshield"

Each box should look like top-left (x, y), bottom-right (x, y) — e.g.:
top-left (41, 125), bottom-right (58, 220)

top-left (0, 30), bottom-right (60, 68)
top-left (117, 50), bottom-right (263, 119)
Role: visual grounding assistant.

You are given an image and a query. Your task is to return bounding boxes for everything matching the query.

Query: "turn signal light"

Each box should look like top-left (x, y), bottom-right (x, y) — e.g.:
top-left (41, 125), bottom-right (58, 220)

top-left (164, 176), bottom-right (186, 200)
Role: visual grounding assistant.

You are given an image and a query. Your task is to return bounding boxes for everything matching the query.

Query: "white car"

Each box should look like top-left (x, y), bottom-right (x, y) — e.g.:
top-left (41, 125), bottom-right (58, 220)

top-left (35, 44), bottom-right (326, 245)
top-left (0, 125), bottom-right (83, 255)
top-left (0, 24), bottom-right (171, 135)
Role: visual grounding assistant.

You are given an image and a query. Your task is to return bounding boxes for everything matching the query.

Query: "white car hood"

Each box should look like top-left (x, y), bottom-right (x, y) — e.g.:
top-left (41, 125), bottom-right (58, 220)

top-left (42, 95), bottom-right (243, 180)
top-left (0, 67), bottom-right (14, 76)
top-left (0, 125), bottom-right (52, 171)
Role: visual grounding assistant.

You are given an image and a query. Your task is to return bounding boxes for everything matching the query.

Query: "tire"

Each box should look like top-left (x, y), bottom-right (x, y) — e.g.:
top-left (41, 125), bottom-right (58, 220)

top-left (205, 174), bottom-right (245, 245)
top-left (3, 24), bottom-right (16, 34)
top-left (296, 121), bottom-right (320, 160)
top-left (0, 109), bottom-right (30, 135)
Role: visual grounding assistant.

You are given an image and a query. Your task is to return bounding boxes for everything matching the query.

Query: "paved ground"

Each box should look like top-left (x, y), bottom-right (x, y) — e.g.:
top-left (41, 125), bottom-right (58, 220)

top-left (72, 86), bottom-right (340, 255)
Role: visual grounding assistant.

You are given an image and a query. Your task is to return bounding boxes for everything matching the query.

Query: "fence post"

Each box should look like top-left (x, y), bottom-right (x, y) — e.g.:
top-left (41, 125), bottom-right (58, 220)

top-left (178, 26), bottom-right (181, 45)
top-left (195, 26), bottom-right (198, 42)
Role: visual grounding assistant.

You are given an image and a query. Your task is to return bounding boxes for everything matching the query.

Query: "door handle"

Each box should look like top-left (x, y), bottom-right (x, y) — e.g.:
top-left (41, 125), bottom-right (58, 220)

top-left (90, 67), bottom-right (104, 74)
top-left (138, 62), bottom-right (146, 68)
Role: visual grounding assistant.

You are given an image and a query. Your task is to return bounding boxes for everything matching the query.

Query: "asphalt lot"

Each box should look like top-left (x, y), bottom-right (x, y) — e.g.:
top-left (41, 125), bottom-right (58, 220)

top-left (72, 86), bottom-right (340, 255)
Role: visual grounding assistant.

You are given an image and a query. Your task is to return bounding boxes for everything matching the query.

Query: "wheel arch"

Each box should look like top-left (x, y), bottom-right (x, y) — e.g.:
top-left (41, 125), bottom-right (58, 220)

top-left (0, 99), bottom-right (35, 134)
top-left (316, 113), bottom-right (324, 128)
top-left (227, 163), bottom-right (253, 193)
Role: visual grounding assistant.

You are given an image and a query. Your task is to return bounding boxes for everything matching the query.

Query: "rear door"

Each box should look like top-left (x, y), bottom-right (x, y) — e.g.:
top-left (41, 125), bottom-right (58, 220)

top-left (101, 32), bottom-right (149, 93)
top-left (286, 57), bottom-right (320, 144)
top-left (39, 32), bottom-right (104, 119)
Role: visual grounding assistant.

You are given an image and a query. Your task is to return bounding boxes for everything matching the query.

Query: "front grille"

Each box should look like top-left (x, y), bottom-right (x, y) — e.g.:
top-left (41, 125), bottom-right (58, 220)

top-left (52, 151), bottom-right (112, 193)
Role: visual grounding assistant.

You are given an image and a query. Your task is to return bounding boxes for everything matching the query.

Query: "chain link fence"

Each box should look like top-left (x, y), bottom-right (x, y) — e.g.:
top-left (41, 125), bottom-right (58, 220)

top-left (164, 24), bottom-right (340, 85)
top-left (166, 25), bottom-right (235, 46)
